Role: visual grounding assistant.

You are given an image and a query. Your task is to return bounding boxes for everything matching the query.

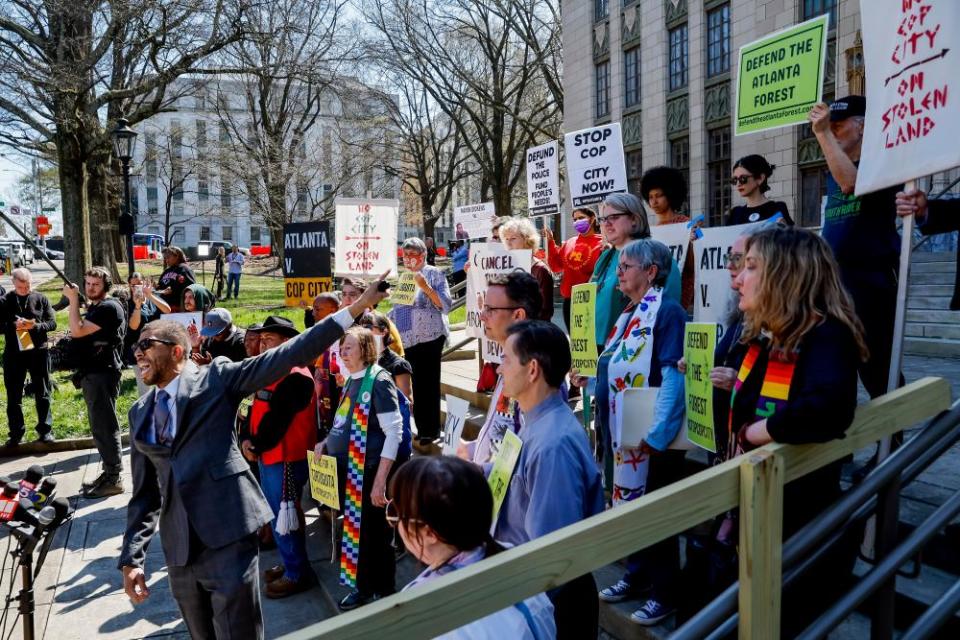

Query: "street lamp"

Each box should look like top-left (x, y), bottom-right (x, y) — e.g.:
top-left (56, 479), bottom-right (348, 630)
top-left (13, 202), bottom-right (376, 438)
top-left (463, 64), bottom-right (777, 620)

top-left (112, 117), bottom-right (138, 278)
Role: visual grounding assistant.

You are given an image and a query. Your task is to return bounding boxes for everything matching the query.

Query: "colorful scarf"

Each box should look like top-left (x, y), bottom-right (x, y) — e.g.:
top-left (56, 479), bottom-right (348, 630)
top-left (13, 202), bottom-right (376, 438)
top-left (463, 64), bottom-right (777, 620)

top-left (339, 366), bottom-right (377, 588)
top-left (726, 341), bottom-right (798, 460)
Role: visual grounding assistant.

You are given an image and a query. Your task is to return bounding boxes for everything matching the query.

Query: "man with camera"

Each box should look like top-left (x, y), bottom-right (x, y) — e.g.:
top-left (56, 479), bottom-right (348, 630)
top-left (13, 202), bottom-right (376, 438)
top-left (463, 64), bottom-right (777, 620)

top-left (64, 267), bottom-right (127, 499)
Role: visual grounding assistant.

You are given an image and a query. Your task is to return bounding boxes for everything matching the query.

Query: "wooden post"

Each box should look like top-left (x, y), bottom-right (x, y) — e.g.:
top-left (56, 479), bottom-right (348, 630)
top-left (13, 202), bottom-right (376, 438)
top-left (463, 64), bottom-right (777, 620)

top-left (739, 449), bottom-right (784, 639)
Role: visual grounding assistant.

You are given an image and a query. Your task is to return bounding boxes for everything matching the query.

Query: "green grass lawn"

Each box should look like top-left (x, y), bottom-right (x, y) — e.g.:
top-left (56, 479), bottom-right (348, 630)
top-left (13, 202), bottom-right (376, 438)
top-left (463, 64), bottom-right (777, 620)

top-left (0, 258), bottom-right (465, 441)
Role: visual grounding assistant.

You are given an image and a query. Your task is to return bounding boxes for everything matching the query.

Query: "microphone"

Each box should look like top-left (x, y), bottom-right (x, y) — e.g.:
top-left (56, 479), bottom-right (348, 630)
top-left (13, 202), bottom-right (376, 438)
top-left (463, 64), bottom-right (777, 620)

top-left (18, 465), bottom-right (44, 502)
top-left (0, 482), bottom-right (24, 522)
top-left (32, 477), bottom-right (57, 508)
top-left (36, 498), bottom-right (70, 531)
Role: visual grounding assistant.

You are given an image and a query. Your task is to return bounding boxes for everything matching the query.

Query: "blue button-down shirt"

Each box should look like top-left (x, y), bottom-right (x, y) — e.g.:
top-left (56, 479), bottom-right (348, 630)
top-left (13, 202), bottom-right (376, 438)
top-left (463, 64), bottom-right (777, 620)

top-left (387, 265), bottom-right (453, 348)
top-left (494, 393), bottom-right (604, 546)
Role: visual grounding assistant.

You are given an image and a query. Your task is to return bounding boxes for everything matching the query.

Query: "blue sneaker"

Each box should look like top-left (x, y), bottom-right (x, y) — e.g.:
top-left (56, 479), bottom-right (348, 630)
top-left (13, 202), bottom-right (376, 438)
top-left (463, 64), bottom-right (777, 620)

top-left (599, 579), bottom-right (636, 603)
top-left (630, 599), bottom-right (675, 626)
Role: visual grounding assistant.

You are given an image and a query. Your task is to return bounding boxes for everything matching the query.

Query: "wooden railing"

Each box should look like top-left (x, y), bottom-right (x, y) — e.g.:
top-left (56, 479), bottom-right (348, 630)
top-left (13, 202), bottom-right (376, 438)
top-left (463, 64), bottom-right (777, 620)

top-left (281, 377), bottom-right (951, 640)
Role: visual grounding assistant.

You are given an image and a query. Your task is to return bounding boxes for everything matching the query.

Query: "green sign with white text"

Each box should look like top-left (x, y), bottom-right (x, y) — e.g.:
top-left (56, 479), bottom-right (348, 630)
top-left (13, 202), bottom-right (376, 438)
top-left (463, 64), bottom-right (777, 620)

top-left (735, 14), bottom-right (829, 135)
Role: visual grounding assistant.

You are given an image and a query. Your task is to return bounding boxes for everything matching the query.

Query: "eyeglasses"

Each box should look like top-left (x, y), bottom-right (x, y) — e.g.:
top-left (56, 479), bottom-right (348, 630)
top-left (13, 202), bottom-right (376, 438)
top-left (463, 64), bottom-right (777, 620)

top-left (724, 251), bottom-right (744, 269)
top-left (616, 262), bottom-right (644, 274)
top-left (729, 175), bottom-right (753, 186)
top-left (133, 337), bottom-right (177, 354)
top-left (597, 211), bottom-right (629, 225)
top-left (385, 499), bottom-right (422, 528)
top-left (481, 305), bottom-right (520, 315)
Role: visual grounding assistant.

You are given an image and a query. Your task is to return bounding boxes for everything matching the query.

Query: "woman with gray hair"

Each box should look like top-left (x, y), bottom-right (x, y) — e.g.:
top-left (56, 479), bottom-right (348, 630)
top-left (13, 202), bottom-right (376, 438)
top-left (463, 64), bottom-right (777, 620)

top-left (387, 237), bottom-right (453, 452)
top-left (590, 193), bottom-right (681, 352)
top-left (573, 237), bottom-right (688, 626)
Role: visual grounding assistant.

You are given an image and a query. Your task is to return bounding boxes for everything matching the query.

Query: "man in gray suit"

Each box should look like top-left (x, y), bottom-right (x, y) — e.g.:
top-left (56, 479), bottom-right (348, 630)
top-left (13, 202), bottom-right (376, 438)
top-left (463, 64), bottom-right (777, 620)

top-left (118, 274), bottom-right (389, 639)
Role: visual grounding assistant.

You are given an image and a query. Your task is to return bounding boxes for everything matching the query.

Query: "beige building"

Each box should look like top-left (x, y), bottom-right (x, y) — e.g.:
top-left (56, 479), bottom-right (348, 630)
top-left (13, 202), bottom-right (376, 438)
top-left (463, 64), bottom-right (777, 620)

top-left (563, 0), bottom-right (863, 228)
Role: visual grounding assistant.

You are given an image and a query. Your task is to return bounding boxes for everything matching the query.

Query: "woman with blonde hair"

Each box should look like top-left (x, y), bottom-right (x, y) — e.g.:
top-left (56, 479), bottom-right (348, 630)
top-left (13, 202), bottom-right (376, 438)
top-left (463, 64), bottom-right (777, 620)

top-left (498, 216), bottom-right (554, 321)
top-left (729, 225), bottom-right (867, 635)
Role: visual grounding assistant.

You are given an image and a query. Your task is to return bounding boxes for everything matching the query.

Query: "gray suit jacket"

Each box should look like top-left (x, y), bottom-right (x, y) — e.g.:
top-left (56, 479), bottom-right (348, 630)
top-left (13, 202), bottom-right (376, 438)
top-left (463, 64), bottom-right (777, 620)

top-left (118, 313), bottom-right (349, 569)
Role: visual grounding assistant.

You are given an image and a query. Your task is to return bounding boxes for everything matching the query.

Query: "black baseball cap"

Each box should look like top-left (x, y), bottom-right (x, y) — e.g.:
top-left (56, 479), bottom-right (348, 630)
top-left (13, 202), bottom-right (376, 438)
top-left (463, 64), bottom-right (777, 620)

top-left (829, 96), bottom-right (866, 121)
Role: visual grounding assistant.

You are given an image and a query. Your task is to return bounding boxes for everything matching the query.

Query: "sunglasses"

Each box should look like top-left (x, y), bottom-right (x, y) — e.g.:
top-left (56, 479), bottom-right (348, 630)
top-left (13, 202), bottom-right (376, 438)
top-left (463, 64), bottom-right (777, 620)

top-left (729, 175), bottom-right (753, 186)
top-left (134, 337), bottom-right (177, 354)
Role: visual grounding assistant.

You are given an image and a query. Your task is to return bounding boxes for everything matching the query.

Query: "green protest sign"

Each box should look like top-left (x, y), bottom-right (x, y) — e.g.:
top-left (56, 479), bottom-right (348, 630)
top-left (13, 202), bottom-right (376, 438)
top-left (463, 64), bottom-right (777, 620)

top-left (488, 430), bottom-right (523, 526)
top-left (570, 283), bottom-right (598, 377)
top-left (735, 14), bottom-right (829, 135)
top-left (684, 322), bottom-right (718, 453)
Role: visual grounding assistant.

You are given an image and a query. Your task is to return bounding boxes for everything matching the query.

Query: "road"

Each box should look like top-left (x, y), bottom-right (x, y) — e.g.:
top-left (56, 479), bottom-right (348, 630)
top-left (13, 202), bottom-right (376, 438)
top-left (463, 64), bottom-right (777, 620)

top-left (0, 257), bottom-right (64, 290)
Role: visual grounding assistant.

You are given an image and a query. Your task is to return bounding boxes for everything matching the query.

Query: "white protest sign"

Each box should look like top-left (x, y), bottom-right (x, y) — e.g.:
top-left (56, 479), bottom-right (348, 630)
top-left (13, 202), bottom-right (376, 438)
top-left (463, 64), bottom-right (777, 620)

top-left (564, 123), bottom-right (628, 207)
top-left (526, 140), bottom-right (560, 216)
top-left (334, 198), bottom-right (399, 278)
top-left (454, 202), bottom-right (496, 240)
top-left (164, 312), bottom-right (203, 330)
top-left (481, 336), bottom-right (504, 364)
top-left (650, 222), bottom-right (691, 271)
top-left (442, 395), bottom-right (471, 456)
top-left (856, 0), bottom-right (959, 195)
top-left (464, 243), bottom-right (533, 350)
top-left (693, 223), bottom-right (757, 335)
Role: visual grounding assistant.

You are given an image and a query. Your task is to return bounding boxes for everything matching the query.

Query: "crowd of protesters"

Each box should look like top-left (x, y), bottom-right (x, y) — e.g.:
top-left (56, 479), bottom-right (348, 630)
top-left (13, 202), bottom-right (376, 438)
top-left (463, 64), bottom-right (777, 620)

top-left (1, 94), bottom-right (958, 640)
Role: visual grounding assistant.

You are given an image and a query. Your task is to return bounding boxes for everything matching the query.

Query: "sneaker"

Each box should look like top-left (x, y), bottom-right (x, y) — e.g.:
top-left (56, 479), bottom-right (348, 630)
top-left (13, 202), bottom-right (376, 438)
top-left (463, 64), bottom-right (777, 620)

top-left (82, 475), bottom-right (123, 498)
top-left (338, 590), bottom-right (379, 611)
top-left (630, 599), bottom-right (675, 626)
top-left (263, 565), bottom-right (284, 584)
top-left (599, 579), bottom-right (644, 603)
top-left (36, 433), bottom-right (56, 444)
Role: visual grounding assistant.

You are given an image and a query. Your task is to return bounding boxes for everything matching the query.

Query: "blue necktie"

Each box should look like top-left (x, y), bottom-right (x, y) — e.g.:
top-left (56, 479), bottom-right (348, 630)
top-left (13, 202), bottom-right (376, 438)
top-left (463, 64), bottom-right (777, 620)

top-left (154, 389), bottom-right (173, 446)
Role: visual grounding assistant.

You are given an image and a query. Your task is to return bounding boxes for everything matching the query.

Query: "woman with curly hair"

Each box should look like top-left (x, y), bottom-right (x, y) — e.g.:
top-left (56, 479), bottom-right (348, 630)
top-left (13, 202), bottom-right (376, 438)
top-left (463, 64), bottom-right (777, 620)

top-left (641, 166), bottom-right (695, 312)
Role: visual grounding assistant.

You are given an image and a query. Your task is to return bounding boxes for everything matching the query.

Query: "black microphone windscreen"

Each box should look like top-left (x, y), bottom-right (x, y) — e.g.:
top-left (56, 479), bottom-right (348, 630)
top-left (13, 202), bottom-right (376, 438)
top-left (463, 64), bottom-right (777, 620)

top-left (2, 483), bottom-right (19, 499)
top-left (23, 465), bottom-right (43, 483)
top-left (39, 477), bottom-right (57, 491)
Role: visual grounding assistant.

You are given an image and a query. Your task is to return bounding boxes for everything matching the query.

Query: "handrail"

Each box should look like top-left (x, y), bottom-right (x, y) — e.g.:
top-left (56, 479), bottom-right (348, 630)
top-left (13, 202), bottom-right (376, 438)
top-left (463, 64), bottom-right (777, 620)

top-left (441, 336), bottom-right (476, 360)
top-left (280, 376), bottom-right (950, 640)
top-left (673, 399), bottom-right (960, 639)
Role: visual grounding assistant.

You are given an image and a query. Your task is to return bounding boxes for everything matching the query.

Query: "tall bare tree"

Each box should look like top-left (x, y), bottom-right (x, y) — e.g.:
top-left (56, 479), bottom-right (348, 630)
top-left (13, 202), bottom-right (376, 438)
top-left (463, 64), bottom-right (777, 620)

top-left (0, 0), bottom-right (246, 280)
top-left (363, 0), bottom-right (562, 218)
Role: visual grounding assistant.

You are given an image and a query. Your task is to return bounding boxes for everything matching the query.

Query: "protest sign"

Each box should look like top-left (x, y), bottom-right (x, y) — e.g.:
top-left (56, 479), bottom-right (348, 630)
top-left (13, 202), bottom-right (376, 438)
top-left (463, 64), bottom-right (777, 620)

top-left (651, 222), bottom-right (691, 269)
top-left (454, 202), bottom-right (497, 239)
top-left (390, 271), bottom-right (418, 306)
top-left (334, 198), bottom-right (398, 278)
top-left (564, 123), bottom-right (628, 207)
top-left (735, 14), bottom-right (829, 135)
top-left (464, 243), bottom-right (533, 347)
top-left (442, 395), bottom-right (471, 456)
top-left (481, 336), bottom-right (504, 364)
top-left (489, 430), bottom-right (523, 527)
top-left (526, 140), bottom-right (560, 216)
top-left (570, 283), bottom-right (598, 377)
top-left (282, 221), bottom-right (332, 306)
top-left (307, 451), bottom-right (340, 510)
top-left (856, 0), bottom-right (959, 195)
top-left (684, 323), bottom-right (718, 453)
top-left (693, 223), bottom-right (757, 334)
top-left (164, 312), bottom-right (202, 331)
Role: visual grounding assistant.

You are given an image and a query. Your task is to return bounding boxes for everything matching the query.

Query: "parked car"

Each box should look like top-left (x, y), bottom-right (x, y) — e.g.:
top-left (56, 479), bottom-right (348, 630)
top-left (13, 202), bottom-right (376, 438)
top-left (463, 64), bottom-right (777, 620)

top-left (0, 243), bottom-right (27, 268)
top-left (191, 241), bottom-right (250, 260)
top-left (45, 248), bottom-right (65, 260)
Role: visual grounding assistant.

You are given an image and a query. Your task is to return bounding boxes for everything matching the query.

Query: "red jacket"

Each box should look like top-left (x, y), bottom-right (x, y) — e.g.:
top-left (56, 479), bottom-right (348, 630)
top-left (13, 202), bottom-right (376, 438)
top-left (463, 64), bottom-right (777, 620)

top-left (546, 233), bottom-right (604, 298)
top-left (250, 366), bottom-right (318, 465)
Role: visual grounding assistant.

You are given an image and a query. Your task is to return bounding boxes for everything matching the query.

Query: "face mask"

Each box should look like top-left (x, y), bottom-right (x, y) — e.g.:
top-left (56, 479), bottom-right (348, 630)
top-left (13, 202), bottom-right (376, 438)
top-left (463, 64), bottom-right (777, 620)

top-left (403, 257), bottom-right (422, 270)
top-left (573, 219), bottom-right (592, 234)
top-left (373, 334), bottom-right (384, 354)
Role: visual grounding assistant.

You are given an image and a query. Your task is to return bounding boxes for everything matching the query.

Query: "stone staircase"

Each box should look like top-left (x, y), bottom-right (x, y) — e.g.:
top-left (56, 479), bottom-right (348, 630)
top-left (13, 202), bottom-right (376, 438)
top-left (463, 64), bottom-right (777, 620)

top-left (905, 252), bottom-right (960, 358)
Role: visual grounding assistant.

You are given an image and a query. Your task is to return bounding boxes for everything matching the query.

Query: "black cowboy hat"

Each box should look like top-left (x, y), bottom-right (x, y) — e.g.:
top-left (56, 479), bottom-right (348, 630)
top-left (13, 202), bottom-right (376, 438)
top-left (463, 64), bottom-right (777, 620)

top-left (247, 315), bottom-right (300, 338)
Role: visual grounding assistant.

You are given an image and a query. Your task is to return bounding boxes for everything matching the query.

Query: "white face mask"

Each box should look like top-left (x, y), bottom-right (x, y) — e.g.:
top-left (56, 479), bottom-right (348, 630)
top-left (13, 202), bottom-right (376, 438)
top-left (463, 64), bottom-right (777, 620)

top-left (373, 334), bottom-right (384, 354)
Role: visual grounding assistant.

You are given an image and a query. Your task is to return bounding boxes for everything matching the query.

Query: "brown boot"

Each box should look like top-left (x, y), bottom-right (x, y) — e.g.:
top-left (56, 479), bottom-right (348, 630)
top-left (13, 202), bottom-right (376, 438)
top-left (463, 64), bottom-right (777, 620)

top-left (263, 565), bottom-right (284, 584)
top-left (265, 575), bottom-right (314, 599)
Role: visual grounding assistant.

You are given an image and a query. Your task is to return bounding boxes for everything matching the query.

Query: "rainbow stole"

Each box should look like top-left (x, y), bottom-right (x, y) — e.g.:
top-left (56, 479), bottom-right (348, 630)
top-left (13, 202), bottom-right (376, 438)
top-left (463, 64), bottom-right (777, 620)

top-left (339, 366), bottom-right (377, 588)
top-left (727, 342), bottom-right (797, 456)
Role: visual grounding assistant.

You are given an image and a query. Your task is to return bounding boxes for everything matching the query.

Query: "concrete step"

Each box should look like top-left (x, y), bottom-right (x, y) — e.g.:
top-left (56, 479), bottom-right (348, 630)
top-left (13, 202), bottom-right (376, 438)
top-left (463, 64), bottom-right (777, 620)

top-left (905, 322), bottom-right (960, 340)
top-left (904, 337), bottom-right (960, 358)
top-left (853, 558), bottom-right (960, 634)
top-left (594, 564), bottom-right (673, 639)
top-left (443, 348), bottom-right (477, 362)
top-left (909, 260), bottom-right (956, 274)
top-left (441, 371), bottom-right (491, 411)
top-left (906, 309), bottom-right (960, 324)
top-left (910, 284), bottom-right (955, 297)
top-left (910, 272), bottom-right (956, 285)
top-left (906, 295), bottom-right (954, 310)
top-left (911, 252), bottom-right (956, 264)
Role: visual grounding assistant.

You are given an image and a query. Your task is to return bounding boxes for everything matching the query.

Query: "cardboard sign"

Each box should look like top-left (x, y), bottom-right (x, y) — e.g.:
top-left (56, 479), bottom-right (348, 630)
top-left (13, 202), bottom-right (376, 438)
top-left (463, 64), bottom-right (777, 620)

top-left (390, 272), bottom-right (418, 306)
top-left (464, 243), bottom-right (533, 347)
top-left (735, 14), bottom-right (829, 135)
top-left (454, 202), bottom-right (496, 240)
top-left (481, 336), bottom-right (503, 364)
top-left (283, 220), bottom-right (333, 306)
top-left (334, 198), bottom-right (399, 278)
top-left (684, 323), bottom-right (718, 453)
top-left (693, 223), bottom-right (758, 336)
top-left (526, 140), bottom-right (560, 216)
top-left (650, 222), bottom-right (691, 270)
top-left (570, 283), bottom-right (598, 377)
top-left (564, 123), bottom-right (628, 207)
top-left (441, 395), bottom-right (471, 456)
top-left (307, 451), bottom-right (340, 510)
top-left (488, 429), bottom-right (523, 527)
top-left (856, 0), bottom-right (959, 195)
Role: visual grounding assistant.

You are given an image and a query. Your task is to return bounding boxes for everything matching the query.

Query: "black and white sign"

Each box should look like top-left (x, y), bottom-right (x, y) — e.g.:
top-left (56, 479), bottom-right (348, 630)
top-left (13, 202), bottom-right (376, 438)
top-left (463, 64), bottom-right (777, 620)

top-left (454, 202), bottom-right (496, 240)
top-left (564, 123), bottom-right (628, 207)
top-left (526, 141), bottom-right (560, 216)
